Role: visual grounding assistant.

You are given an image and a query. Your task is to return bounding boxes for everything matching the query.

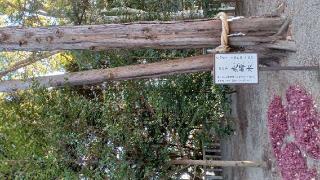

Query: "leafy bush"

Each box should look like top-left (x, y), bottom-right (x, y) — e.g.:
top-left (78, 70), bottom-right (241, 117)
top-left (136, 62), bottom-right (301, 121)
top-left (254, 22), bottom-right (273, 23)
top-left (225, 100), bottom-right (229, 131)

top-left (0, 71), bottom-right (232, 178)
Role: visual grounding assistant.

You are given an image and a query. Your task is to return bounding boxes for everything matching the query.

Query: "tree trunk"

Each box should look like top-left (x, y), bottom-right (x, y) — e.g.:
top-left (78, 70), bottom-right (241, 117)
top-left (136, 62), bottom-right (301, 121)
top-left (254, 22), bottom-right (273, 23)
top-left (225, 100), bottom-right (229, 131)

top-left (0, 17), bottom-right (284, 51)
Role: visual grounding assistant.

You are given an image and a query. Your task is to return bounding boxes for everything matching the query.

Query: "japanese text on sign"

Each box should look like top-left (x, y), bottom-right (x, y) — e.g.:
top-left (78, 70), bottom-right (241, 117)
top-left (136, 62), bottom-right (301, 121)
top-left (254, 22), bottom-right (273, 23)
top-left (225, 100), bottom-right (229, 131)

top-left (214, 53), bottom-right (258, 84)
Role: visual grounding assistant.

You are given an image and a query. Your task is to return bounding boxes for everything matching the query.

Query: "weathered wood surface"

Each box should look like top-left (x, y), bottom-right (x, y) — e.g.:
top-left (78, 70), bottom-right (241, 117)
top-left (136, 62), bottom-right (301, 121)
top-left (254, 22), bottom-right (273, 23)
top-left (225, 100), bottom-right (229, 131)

top-left (0, 55), bottom-right (214, 92)
top-left (171, 160), bottom-right (266, 167)
top-left (266, 40), bottom-right (297, 52)
top-left (260, 66), bottom-right (319, 71)
top-left (0, 17), bottom-right (284, 51)
top-left (0, 52), bottom-right (316, 92)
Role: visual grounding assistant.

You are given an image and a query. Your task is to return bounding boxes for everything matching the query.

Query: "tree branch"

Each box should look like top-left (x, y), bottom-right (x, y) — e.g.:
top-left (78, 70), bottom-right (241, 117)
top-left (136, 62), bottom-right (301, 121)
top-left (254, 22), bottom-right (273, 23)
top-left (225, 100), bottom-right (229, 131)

top-left (0, 51), bottom-right (61, 79)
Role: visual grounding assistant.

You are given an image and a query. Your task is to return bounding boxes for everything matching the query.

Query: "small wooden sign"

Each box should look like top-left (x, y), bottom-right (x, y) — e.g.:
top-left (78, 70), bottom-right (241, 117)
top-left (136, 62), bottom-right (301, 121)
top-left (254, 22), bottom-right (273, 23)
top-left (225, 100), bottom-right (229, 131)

top-left (214, 53), bottom-right (258, 84)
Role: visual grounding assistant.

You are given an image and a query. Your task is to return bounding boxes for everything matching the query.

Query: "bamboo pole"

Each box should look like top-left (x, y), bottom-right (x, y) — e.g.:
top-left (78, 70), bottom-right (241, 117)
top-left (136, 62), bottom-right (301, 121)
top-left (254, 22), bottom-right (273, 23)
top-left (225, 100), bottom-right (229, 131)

top-left (0, 17), bottom-right (284, 51)
top-left (171, 160), bottom-right (266, 168)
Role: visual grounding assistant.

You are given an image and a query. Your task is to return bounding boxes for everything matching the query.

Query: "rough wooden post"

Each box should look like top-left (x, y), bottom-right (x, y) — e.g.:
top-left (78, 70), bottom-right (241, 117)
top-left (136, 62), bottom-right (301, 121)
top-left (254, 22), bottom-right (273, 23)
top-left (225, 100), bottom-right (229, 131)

top-left (171, 160), bottom-right (266, 168)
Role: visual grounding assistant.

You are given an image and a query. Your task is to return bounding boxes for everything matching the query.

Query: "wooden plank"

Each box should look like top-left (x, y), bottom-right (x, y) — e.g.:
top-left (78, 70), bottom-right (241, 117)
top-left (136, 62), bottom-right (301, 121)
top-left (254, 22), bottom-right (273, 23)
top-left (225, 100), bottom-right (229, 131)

top-left (205, 149), bottom-right (221, 153)
top-left (0, 17), bottom-right (284, 51)
top-left (205, 155), bottom-right (222, 158)
top-left (206, 176), bottom-right (223, 180)
top-left (171, 160), bottom-right (266, 167)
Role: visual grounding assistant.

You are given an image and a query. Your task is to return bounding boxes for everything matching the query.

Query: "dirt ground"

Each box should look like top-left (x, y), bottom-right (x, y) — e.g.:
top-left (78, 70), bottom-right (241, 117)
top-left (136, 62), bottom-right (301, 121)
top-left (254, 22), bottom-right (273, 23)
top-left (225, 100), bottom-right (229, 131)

top-left (221, 0), bottom-right (320, 180)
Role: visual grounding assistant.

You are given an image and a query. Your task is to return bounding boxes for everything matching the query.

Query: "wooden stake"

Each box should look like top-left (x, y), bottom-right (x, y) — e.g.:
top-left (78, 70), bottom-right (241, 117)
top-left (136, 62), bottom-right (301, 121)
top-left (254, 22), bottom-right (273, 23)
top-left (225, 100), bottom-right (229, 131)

top-left (171, 160), bottom-right (266, 168)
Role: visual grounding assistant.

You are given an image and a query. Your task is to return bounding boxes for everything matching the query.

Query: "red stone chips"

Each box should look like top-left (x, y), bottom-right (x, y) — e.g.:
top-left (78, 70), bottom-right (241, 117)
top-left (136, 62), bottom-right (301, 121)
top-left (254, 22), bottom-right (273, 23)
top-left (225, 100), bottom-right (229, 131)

top-left (267, 96), bottom-right (288, 157)
top-left (277, 143), bottom-right (317, 180)
top-left (287, 86), bottom-right (320, 160)
top-left (267, 86), bottom-right (319, 180)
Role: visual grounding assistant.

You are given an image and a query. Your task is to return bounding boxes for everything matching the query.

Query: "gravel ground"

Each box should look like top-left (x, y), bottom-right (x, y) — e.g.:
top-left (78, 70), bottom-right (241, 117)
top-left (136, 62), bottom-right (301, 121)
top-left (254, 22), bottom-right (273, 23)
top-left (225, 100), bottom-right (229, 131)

top-left (221, 0), bottom-right (320, 179)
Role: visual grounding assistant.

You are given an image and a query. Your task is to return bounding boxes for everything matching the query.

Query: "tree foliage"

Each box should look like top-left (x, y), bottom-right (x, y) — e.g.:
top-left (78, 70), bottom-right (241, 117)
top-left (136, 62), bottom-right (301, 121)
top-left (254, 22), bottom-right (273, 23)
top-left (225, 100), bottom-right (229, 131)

top-left (0, 73), bottom-right (232, 178)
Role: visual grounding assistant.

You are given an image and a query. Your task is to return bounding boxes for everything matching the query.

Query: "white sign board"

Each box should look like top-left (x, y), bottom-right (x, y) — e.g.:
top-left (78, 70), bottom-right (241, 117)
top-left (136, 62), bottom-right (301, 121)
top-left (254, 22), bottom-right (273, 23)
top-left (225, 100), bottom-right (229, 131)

top-left (214, 53), bottom-right (258, 84)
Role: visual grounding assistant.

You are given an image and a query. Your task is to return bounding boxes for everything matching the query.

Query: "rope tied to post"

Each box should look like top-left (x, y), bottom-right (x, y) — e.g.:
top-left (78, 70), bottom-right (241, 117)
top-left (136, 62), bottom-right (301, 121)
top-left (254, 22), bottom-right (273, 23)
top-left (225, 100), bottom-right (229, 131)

top-left (215, 12), bottom-right (230, 53)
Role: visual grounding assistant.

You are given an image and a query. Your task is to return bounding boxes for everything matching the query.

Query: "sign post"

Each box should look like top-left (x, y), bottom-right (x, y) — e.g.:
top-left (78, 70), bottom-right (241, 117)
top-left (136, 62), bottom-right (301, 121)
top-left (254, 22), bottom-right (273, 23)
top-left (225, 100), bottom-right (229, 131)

top-left (214, 53), bottom-right (259, 84)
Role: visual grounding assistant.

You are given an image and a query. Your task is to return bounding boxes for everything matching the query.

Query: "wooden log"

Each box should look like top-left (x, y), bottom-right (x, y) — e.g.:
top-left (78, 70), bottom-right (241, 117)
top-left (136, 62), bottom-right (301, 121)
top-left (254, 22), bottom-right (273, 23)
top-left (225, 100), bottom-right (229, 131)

top-left (171, 160), bottom-right (266, 168)
top-left (266, 40), bottom-right (297, 52)
top-left (0, 17), bottom-right (284, 51)
top-left (260, 66), bottom-right (319, 71)
top-left (1, 53), bottom-right (317, 92)
top-left (0, 55), bottom-right (214, 92)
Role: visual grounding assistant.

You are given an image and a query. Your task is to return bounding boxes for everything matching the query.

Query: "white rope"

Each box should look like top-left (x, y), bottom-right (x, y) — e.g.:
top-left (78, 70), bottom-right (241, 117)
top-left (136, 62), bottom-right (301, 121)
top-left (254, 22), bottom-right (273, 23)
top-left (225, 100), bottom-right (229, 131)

top-left (215, 12), bottom-right (230, 53)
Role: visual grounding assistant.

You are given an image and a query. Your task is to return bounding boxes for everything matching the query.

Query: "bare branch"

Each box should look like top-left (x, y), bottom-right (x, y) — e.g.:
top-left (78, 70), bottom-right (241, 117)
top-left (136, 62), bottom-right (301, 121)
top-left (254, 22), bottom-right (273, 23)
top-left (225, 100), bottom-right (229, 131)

top-left (0, 51), bottom-right (61, 79)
